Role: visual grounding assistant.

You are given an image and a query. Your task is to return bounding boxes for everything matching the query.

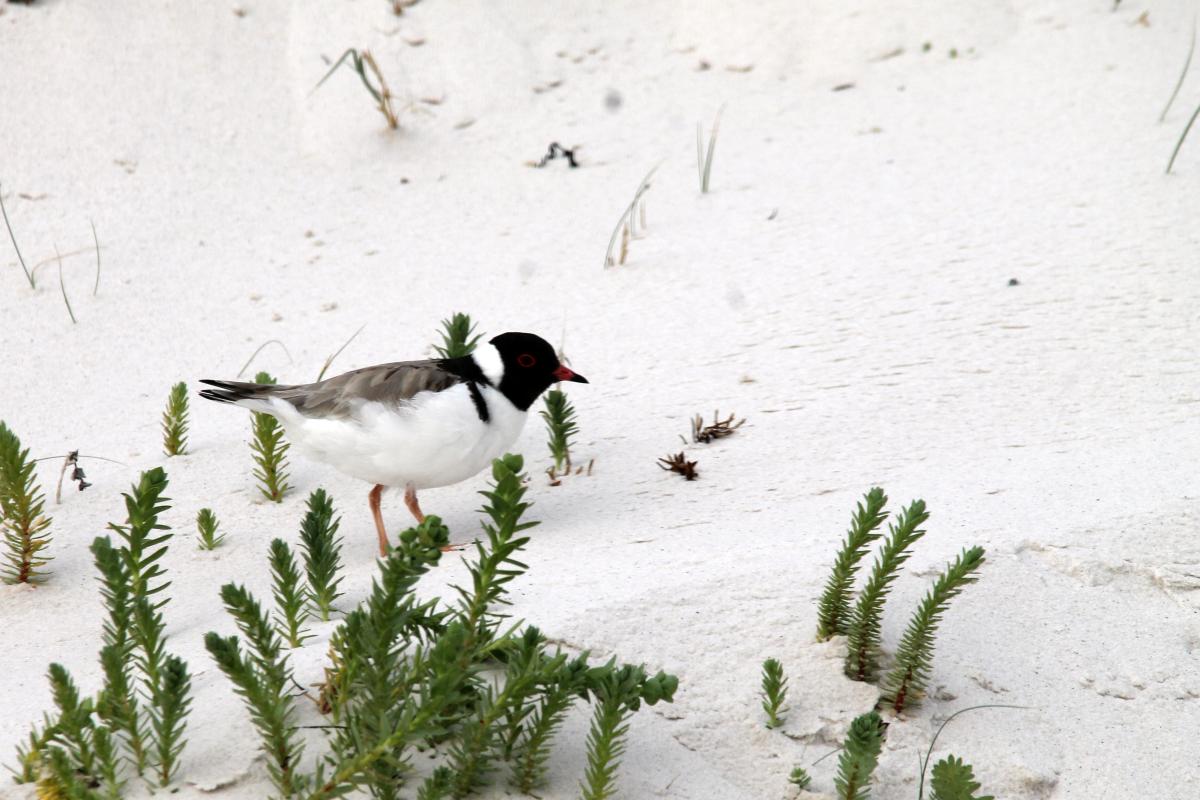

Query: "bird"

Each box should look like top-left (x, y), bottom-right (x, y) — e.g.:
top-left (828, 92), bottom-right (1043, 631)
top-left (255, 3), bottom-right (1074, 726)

top-left (198, 331), bottom-right (587, 556)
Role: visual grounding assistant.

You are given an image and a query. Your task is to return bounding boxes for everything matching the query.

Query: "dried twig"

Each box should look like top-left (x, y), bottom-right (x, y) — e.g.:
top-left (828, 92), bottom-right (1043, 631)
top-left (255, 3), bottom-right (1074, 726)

top-left (54, 450), bottom-right (91, 504)
top-left (658, 452), bottom-right (698, 480)
top-left (688, 410), bottom-right (745, 444)
top-left (532, 142), bottom-right (579, 168)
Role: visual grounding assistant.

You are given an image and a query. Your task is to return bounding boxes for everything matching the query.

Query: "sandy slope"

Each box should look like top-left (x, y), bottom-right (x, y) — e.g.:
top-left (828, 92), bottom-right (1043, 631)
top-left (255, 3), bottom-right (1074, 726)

top-left (2, 0), bottom-right (1199, 797)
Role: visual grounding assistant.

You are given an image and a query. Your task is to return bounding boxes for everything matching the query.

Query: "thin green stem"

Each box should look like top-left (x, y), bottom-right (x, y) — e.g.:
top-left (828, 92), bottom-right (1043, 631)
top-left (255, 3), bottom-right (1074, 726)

top-left (0, 182), bottom-right (34, 289)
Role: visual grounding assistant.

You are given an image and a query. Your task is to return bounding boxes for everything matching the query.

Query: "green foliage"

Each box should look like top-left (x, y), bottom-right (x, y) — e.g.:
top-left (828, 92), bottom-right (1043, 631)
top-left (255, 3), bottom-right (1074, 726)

top-left (540, 389), bottom-right (579, 472)
top-left (133, 597), bottom-right (192, 786)
top-left (13, 473), bottom-right (190, 791)
top-left (579, 681), bottom-right (629, 800)
top-left (434, 312), bottom-right (483, 360)
top-left (928, 755), bottom-right (993, 800)
top-left (201, 453), bottom-right (681, 800)
top-left (789, 765), bottom-right (812, 789)
top-left (882, 547), bottom-right (986, 714)
top-left (46, 663), bottom-right (100, 780)
top-left (0, 420), bottom-right (52, 583)
top-left (511, 650), bottom-right (590, 792)
top-left (196, 507), bottom-right (226, 550)
top-left (106, 467), bottom-right (172, 606)
top-left (760, 657), bottom-right (788, 729)
top-left (39, 745), bottom-right (106, 799)
top-left (205, 582), bottom-right (307, 797)
top-left (816, 488), bottom-right (888, 640)
top-left (161, 382), bottom-right (190, 456)
top-left (152, 656), bottom-right (191, 786)
top-left (417, 767), bottom-right (454, 800)
top-left (299, 489), bottom-right (344, 621)
top-left (845, 500), bottom-right (929, 681)
top-left (203, 455), bottom-right (678, 800)
top-left (270, 539), bottom-right (312, 648)
top-left (834, 712), bottom-right (884, 800)
top-left (91, 537), bottom-right (147, 775)
top-left (579, 664), bottom-right (677, 800)
top-left (251, 371), bottom-right (291, 502)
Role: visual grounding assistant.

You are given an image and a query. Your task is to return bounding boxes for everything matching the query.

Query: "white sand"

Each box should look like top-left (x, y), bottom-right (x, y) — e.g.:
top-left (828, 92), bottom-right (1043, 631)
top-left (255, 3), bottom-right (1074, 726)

top-left (3, 1), bottom-right (1199, 797)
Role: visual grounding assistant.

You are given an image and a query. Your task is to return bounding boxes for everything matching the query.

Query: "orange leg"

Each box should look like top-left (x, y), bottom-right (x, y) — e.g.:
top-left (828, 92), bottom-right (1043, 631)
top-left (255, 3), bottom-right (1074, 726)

top-left (369, 484), bottom-right (389, 557)
top-left (403, 483), bottom-right (426, 524)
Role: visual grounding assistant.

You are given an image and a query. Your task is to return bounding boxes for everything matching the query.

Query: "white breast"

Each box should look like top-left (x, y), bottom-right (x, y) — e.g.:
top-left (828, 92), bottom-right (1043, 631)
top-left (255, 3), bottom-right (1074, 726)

top-left (267, 383), bottom-right (527, 490)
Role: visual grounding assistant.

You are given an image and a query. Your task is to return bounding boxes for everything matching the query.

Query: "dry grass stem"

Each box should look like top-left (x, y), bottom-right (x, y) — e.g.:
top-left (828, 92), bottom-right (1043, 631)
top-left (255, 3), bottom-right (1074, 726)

top-left (237, 339), bottom-right (294, 378)
top-left (317, 324), bottom-right (365, 381)
top-left (604, 165), bottom-right (658, 268)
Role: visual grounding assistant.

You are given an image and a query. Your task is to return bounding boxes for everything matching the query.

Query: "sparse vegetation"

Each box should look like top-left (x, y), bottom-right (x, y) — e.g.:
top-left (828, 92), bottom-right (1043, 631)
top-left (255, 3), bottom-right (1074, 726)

top-left (760, 657), bottom-right (788, 729)
top-left (882, 547), bottom-right (986, 714)
top-left (580, 664), bottom-right (677, 800)
top-left (789, 765), bottom-right (812, 789)
top-left (269, 538), bottom-right (312, 648)
top-left (12, 469), bottom-right (192, 792)
top-left (250, 371), bottom-right (291, 502)
top-left (0, 421), bottom-right (52, 584)
top-left (205, 454), bottom-right (677, 800)
top-left (298, 488), bottom-right (344, 621)
top-left (845, 500), bottom-right (929, 681)
top-left (834, 712), bottom-right (884, 800)
top-left (927, 755), bottom-right (993, 800)
top-left (815, 492), bottom-right (986, 714)
top-left (434, 312), bottom-right (483, 359)
top-left (316, 48), bottom-right (400, 130)
top-left (205, 583), bottom-right (307, 797)
top-left (161, 382), bottom-right (190, 456)
top-left (196, 508), bottom-right (225, 550)
top-left (816, 488), bottom-right (889, 640)
top-left (540, 389), bottom-right (579, 472)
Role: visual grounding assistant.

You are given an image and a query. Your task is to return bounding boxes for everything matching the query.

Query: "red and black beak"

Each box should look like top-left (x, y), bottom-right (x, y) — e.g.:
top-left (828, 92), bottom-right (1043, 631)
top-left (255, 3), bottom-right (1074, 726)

top-left (552, 365), bottom-right (588, 384)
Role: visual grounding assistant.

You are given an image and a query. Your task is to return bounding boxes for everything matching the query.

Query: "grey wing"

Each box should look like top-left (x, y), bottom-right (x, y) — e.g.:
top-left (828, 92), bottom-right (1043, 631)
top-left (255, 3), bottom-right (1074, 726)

top-left (199, 360), bottom-right (463, 419)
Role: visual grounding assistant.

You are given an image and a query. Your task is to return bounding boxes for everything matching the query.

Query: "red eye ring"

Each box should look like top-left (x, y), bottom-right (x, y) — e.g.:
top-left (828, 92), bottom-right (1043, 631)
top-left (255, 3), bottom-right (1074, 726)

top-left (517, 353), bottom-right (536, 368)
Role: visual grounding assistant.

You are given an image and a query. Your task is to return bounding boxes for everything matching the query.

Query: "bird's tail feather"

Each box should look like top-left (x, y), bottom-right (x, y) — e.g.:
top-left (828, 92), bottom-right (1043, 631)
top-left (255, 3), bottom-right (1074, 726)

top-left (198, 379), bottom-right (284, 413)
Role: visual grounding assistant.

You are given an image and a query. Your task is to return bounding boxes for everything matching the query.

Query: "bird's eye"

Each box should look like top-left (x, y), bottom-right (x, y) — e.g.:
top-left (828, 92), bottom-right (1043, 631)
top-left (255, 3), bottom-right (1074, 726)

top-left (517, 354), bottom-right (536, 368)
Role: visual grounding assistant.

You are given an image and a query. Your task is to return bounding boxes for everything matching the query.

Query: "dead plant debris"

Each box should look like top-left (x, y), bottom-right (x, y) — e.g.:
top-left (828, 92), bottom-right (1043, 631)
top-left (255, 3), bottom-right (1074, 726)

top-left (658, 452), bottom-right (699, 481)
top-left (688, 411), bottom-right (745, 444)
top-left (531, 142), bottom-right (579, 168)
